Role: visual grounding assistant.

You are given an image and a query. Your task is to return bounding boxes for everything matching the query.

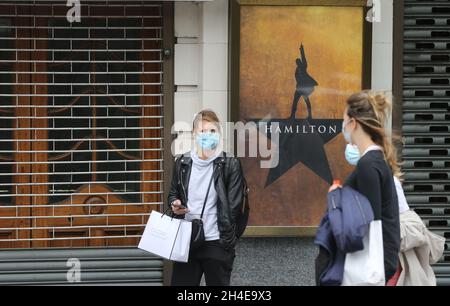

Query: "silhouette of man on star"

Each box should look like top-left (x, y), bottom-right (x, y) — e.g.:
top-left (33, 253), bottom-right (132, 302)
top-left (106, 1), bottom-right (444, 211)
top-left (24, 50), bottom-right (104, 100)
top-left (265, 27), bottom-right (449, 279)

top-left (290, 44), bottom-right (318, 120)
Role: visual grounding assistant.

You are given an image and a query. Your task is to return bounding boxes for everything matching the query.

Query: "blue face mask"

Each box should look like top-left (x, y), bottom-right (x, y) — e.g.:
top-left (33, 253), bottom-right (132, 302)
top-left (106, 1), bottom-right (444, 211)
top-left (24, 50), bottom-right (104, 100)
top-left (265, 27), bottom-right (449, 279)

top-left (342, 120), bottom-right (352, 143)
top-left (345, 144), bottom-right (360, 166)
top-left (196, 132), bottom-right (220, 150)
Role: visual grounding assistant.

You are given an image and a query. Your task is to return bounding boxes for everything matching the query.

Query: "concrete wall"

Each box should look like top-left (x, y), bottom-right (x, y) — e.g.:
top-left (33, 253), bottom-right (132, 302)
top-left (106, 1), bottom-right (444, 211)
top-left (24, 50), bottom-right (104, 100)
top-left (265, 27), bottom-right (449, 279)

top-left (371, 0), bottom-right (394, 132)
top-left (173, 0), bottom-right (394, 286)
top-left (172, 0), bottom-right (230, 155)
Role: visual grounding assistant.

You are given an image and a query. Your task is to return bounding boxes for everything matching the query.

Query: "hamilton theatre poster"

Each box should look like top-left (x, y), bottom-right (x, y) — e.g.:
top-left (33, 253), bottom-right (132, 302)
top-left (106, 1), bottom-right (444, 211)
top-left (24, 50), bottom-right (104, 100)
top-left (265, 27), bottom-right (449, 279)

top-left (238, 4), bottom-right (366, 230)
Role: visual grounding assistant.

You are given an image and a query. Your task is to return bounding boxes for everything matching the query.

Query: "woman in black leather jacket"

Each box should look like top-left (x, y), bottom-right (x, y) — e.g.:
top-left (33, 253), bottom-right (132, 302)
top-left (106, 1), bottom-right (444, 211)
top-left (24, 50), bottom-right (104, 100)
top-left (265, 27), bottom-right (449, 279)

top-left (169, 109), bottom-right (245, 286)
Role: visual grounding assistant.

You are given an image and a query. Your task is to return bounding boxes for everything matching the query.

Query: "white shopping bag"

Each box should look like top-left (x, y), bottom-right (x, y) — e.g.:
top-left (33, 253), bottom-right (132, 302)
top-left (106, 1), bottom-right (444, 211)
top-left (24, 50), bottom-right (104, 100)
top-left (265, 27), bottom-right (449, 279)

top-left (138, 210), bottom-right (192, 262)
top-left (342, 220), bottom-right (385, 286)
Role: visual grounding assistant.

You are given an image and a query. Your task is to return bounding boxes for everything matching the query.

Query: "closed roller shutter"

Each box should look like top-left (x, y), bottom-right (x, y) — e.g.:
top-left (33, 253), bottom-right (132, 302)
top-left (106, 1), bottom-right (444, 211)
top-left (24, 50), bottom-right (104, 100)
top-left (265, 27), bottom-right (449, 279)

top-left (0, 1), bottom-right (171, 285)
top-left (403, 0), bottom-right (450, 286)
top-left (0, 248), bottom-right (163, 285)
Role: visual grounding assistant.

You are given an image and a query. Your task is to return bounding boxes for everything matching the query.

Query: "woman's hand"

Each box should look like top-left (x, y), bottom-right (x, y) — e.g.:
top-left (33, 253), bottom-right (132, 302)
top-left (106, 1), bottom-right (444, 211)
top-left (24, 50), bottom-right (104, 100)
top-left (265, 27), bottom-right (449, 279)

top-left (328, 182), bottom-right (342, 192)
top-left (171, 199), bottom-right (189, 215)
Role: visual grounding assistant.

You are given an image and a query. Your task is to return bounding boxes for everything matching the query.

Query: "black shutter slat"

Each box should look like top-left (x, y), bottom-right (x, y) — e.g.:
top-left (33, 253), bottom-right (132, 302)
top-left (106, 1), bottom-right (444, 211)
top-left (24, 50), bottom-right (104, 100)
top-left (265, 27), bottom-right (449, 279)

top-left (403, 0), bottom-right (450, 286)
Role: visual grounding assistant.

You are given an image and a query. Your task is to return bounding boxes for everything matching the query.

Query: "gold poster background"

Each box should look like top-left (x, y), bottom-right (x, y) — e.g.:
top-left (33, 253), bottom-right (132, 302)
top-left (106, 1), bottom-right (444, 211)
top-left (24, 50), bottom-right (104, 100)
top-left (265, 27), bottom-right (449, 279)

top-left (239, 6), bottom-right (364, 227)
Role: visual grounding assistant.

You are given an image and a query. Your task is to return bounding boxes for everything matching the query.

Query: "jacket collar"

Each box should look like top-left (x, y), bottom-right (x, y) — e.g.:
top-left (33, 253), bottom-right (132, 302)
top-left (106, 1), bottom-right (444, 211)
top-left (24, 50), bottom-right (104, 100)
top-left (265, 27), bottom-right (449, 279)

top-left (179, 151), bottom-right (227, 165)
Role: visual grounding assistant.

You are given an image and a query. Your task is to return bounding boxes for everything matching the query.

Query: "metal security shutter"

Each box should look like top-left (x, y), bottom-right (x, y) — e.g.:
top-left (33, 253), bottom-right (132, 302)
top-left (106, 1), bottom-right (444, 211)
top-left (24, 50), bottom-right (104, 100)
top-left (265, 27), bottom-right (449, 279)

top-left (403, 0), bottom-right (450, 286)
top-left (0, 248), bottom-right (162, 285)
top-left (0, 1), bottom-right (164, 248)
top-left (0, 1), bottom-right (171, 285)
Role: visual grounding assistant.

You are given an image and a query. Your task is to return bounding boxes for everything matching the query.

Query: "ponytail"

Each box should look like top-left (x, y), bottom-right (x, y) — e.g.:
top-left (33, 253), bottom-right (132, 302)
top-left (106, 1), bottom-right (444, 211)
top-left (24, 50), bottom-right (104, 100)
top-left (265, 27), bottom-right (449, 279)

top-left (346, 91), bottom-right (403, 180)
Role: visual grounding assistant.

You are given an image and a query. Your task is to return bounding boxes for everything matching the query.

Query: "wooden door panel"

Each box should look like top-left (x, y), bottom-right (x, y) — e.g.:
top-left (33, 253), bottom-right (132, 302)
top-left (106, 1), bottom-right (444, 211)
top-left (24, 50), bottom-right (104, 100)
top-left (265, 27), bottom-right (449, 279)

top-left (31, 17), bottom-right (49, 248)
top-left (0, 13), bottom-right (32, 248)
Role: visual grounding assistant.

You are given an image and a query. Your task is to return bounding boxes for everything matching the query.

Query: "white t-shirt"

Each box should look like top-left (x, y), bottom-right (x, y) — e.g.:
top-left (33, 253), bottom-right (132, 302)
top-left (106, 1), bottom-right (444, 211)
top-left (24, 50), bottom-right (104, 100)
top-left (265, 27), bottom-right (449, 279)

top-left (361, 144), bottom-right (382, 156)
top-left (184, 150), bottom-right (221, 241)
top-left (394, 176), bottom-right (410, 214)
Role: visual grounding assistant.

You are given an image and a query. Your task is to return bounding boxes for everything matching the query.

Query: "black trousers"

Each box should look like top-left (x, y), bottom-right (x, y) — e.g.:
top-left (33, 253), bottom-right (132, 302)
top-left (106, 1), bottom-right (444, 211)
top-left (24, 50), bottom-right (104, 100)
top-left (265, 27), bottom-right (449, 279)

top-left (171, 241), bottom-right (235, 286)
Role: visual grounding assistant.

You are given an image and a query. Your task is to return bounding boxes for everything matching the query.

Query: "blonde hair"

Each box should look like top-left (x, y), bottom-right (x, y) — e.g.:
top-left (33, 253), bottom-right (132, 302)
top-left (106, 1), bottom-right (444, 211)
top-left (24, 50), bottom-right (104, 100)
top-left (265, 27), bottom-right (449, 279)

top-left (346, 91), bottom-right (403, 180)
top-left (192, 109), bottom-right (221, 132)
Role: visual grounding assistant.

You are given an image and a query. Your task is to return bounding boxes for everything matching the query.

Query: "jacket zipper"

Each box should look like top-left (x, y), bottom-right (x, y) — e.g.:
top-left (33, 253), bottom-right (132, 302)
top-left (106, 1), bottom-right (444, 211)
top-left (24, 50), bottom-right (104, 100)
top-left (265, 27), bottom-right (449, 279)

top-left (180, 166), bottom-right (188, 206)
top-left (352, 193), bottom-right (367, 224)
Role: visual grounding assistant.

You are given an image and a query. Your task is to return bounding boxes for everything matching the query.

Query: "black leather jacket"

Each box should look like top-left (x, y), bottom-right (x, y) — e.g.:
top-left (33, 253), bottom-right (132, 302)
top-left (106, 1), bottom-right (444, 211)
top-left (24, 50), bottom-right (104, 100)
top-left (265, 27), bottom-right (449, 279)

top-left (168, 151), bottom-right (244, 249)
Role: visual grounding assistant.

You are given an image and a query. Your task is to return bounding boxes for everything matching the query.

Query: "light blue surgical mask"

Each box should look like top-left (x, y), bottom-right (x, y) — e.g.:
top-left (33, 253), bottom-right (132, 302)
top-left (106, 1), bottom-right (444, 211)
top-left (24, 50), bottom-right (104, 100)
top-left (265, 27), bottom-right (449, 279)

top-left (342, 120), bottom-right (352, 144)
top-left (345, 144), bottom-right (360, 166)
top-left (196, 132), bottom-right (220, 150)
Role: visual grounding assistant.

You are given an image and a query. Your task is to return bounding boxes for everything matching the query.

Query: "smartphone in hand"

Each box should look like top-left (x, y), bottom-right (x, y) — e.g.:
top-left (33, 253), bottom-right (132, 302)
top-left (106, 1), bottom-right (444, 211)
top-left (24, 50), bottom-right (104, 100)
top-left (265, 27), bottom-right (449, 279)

top-left (173, 202), bottom-right (187, 209)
